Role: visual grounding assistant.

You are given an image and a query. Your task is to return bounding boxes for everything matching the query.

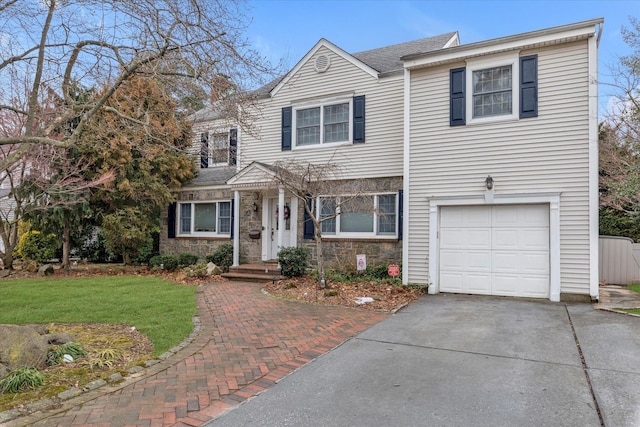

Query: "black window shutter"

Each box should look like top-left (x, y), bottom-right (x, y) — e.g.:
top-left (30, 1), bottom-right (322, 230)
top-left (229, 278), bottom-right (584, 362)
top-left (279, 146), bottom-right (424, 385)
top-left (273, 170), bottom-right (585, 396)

top-left (397, 190), bottom-right (403, 241)
top-left (167, 202), bottom-right (176, 238)
top-left (450, 67), bottom-right (466, 126)
top-left (200, 132), bottom-right (209, 168)
top-left (229, 198), bottom-right (235, 239)
top-left (303, 196), bottom-right (315, 239)
top-left (281, 107), bottom-right (292, 151)
top-left (229, 128), bottom-right (237, 166)
top-left (520, 55), bottom-right (538, 118)
top-left (353, 95), bottom-right (365, 143)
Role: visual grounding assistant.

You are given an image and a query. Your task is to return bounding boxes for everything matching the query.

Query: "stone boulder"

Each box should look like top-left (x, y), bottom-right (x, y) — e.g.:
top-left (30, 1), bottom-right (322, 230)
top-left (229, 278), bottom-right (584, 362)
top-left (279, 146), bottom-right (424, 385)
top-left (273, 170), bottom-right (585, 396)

top-left (207, 262), bottom-right (222, 276)
top-left (0, 325), bottom-right (49, 371)
top-left (0, 325), bottom-right (78, 377)
top-left (24, 260), bottom-right (39, 273)
top-left (38, 264), bottom-right (54, 276)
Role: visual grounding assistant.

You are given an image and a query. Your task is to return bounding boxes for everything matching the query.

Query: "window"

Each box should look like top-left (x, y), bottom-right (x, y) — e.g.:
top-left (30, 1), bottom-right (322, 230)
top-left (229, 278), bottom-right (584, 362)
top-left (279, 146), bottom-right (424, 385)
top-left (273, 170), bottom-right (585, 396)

top-left (472, 65), bottom-right (512, 118)
top-left (295, 101), bottom-right (350, 147)
top-left (200, 129), bottom-right (237, 168)
top-left (210, 133), bottom-right (229, 165)
top-left (450, 54), bottom-right (537, 126)
top-left (317, 194), bottom-right (398, 238)
top-left (179, 201), bottom-right (231, 236)
top-left (282, 96), bottom-right (364, 151)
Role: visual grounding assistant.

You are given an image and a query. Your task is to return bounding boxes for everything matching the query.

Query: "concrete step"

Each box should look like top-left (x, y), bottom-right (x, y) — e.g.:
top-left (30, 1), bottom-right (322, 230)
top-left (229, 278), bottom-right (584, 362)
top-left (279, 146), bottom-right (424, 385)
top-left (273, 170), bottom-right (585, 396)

top-left (221, 271), bottom-right (283, 283)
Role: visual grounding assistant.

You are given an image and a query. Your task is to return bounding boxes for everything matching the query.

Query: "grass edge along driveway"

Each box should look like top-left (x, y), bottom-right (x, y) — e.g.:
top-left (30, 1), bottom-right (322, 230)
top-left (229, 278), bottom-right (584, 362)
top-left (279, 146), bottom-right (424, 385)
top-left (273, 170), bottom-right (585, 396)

top-left (0, 276), bottom-right (198, 356)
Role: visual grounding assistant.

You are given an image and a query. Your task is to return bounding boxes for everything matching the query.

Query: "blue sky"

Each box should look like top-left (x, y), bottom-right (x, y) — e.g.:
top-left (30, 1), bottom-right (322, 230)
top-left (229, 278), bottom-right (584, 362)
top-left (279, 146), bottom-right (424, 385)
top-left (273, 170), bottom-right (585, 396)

top-left (245, 0), bottom-right (639, 114)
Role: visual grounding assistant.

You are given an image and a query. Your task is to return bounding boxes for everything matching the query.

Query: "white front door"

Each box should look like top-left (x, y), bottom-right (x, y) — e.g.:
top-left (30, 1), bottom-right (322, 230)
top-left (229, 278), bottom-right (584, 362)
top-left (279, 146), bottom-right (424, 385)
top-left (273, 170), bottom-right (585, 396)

top-left (264, 197), bottom-right (297, 260)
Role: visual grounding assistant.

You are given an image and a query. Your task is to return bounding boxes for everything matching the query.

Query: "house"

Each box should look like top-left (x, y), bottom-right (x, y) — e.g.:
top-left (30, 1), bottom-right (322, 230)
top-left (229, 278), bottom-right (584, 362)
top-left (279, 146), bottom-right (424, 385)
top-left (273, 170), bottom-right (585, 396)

top-left (160, 31), bottom-right (459, 268)
top-left (161, 18), bottom-right (602, 302)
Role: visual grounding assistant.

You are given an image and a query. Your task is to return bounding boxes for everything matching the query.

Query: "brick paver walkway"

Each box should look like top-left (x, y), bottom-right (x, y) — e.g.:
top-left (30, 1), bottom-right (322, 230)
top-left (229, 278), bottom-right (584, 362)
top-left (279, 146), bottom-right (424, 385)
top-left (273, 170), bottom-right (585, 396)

top-left (12, 281), bottom-right (387, 426)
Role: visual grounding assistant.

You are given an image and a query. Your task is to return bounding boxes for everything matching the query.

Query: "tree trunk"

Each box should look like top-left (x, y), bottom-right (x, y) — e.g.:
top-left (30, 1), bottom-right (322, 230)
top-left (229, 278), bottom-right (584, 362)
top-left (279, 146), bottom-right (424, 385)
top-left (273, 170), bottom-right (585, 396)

top-left (61, 216), bottom-right (71, 270)
top-left (315, 229), bottom-right (325, 284)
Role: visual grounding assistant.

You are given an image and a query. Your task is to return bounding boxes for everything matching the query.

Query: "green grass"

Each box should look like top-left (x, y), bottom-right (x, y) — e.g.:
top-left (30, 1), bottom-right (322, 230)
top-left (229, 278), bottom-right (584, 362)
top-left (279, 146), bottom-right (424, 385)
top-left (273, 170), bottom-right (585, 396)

top-left (0, 276), bottom-right (197, 356)
top-left (629, 284), bottom-right (640, 294)
top-left (621, 308), bottom-right (640, 315)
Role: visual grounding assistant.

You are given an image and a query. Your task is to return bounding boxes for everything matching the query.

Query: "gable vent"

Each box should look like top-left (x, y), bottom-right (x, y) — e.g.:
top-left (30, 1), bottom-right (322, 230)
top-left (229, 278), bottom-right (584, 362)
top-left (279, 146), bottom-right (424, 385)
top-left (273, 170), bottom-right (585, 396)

top-left (314, 55), bottom-right (331, 73)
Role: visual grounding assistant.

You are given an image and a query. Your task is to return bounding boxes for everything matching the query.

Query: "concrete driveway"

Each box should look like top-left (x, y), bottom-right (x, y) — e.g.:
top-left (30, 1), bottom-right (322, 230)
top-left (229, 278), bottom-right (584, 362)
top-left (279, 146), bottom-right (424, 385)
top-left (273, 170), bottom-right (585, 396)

top-left (208, 295), bottom-right (640, 427)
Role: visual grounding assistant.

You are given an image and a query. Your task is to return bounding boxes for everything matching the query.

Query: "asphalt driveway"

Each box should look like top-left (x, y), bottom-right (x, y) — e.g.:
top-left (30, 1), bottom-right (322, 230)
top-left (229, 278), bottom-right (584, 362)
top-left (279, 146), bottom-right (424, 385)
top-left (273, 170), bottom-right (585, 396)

top-left (208, 294), bottom-right (640, 427)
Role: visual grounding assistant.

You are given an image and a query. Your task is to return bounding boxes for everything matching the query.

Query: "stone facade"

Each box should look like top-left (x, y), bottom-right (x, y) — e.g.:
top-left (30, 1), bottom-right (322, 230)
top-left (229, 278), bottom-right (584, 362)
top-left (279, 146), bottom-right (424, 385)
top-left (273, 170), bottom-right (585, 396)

top-left (159, 187), bottom-right (235, 260)
top-left (162, 176), bottom-right (403, 268)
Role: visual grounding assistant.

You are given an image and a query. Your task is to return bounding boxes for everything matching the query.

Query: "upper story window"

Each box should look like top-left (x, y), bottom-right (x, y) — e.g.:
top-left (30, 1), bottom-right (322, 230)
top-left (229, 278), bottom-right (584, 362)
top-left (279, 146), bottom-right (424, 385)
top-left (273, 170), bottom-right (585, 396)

top-left (281, 95), bottom-right (365, 151)
top-left (450, 54), bottom-right (537, 126)
top-left (200, 129), bottom-right (237, 168)
top-left (179, 201), bottom-right (231, 236)
top-left (295, 101), bottom-right (351, 147)
top-left (472, 65), bottom-right (512, 118)
top-left (317, 193), bottom-right (398, 238)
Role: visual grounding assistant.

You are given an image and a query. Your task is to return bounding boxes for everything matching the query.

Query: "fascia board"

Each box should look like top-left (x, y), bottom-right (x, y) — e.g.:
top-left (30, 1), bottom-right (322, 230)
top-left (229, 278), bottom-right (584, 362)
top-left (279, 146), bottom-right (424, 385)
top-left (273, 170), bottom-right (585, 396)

top-left (404, 19), bottom-right (602, 70)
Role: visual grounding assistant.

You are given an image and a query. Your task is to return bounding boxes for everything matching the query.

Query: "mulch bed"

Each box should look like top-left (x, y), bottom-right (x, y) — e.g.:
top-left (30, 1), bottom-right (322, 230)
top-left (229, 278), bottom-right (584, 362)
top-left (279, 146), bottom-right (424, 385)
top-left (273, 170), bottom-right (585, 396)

top-left (264, 277), bottom-right (425, 312)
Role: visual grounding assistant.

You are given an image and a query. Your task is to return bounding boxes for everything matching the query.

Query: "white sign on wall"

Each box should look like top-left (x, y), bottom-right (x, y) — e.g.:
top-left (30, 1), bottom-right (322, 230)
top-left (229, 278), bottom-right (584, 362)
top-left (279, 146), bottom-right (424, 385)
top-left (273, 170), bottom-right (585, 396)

top-left (356, 254), bottom-right (367, 271)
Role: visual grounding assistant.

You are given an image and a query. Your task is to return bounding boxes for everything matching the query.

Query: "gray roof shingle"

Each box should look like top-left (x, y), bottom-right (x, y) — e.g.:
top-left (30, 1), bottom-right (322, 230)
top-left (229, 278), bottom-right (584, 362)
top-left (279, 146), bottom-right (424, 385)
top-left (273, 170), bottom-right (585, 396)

top-left (352, 32), bottom-right (458, 73)
top-left (187, 166), bottom-right (237, 186)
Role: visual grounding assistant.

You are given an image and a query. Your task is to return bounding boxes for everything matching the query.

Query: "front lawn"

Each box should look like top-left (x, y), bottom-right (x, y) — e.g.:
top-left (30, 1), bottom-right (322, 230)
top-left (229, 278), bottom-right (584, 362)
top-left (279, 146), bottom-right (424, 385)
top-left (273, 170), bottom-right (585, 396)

top-left (0, 275), bottom-right (197, 356)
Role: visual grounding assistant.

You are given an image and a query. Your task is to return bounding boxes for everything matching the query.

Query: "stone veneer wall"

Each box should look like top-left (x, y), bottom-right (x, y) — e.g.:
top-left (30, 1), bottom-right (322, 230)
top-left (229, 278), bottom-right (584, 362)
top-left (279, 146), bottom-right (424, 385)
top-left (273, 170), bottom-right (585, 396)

top-left (297, 176), bottom-right (403, 271)
top-left (160, 187), bottom-right (237, 260)
top-left (161, 176), bottom-right (403, 267)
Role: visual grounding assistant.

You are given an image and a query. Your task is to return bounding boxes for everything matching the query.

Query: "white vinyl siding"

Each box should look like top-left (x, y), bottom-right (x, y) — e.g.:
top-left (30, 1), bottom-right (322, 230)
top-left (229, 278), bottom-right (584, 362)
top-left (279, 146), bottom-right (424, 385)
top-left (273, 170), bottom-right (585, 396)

top-left (240, 45), bottom-right (404, 180)
top-left (407, 40), bottom-right (591, 296)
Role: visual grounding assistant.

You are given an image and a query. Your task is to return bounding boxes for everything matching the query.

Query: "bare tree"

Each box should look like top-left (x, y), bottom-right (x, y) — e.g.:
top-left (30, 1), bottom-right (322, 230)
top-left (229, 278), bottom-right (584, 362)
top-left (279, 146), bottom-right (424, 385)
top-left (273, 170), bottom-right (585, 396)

top-left (269, 158), bottom-right (379, 282)
top-left (0, 0), bottom-right (274, 169)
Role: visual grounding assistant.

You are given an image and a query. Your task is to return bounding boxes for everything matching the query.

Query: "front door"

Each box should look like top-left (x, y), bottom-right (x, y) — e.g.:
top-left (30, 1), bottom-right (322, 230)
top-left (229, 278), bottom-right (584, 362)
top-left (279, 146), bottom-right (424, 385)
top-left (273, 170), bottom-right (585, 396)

top-left (265, 197), bottom-right (296, 260)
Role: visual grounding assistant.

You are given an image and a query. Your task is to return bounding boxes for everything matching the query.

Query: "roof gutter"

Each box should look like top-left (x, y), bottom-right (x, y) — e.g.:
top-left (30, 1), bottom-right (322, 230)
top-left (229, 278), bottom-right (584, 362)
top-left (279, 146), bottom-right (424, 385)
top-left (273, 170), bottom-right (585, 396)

top-left (402, 17), bottom-right (604, 69)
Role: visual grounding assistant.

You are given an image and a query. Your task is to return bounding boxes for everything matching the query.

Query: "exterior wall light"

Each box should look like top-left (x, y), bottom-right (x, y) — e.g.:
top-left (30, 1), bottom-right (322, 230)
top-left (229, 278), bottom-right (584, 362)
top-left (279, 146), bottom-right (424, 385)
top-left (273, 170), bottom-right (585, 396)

top-left (252, 202), bottom-right (259, 212)
top-left (485, 175), bottom-right (494, 190)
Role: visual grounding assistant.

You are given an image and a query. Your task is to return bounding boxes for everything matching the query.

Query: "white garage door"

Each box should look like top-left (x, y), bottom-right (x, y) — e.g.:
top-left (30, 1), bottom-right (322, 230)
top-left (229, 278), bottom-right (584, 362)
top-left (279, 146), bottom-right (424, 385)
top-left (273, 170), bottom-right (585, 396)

top-left (439, 204), bottom-right (549, 298)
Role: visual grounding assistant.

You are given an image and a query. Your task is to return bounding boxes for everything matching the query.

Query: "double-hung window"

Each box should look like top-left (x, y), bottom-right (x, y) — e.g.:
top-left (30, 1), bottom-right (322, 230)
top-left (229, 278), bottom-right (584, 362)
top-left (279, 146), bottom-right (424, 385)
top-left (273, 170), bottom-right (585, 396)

top-left (200, 129), bottom-right (237, 168)
top-left (179, 201), bottom-right (231, 236)
top-left (318, 194), bottom-right (398, 238)
top-left (294, 100), bottom-right (350, 147)
top-left (451, 53), bottom-right (537, 126)
top-left (472, 65), bottom-right (512, 118)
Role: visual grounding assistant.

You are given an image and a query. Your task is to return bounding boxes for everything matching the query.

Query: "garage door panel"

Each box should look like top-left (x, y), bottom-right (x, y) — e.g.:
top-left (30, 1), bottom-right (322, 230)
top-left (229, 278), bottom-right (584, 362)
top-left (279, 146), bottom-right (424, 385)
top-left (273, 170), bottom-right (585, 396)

top-left (521, 205), bottom-right (549, 225)
top-left (520, 252), bottom-right (549, 274)
top-left (440, 250), bottom-right (464, 269)
top-left (440, 229), bottom-right (464, 249)
top-left (492, 274), bottom-right (518, 295)
top-left (439, 204), bottom-right (550, 299)
top-left (440, 272), bottom-right (464, 291)
top-left (492, 251), bottom-right (519, 273)
top-left (519, 276), bottom-right (549, 298)
top-left (520, 228), bottom-right (549, 250)
top-left (465, 251), bottom-right (491, 271)
top-left (465, 273), bottom-right (491, 293)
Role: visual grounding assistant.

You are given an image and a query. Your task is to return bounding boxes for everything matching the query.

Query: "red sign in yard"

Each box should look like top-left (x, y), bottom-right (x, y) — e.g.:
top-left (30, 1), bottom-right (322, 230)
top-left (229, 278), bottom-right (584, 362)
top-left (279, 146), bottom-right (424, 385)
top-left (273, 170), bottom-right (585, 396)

top-left (388, 264), bottom-right (400, 277)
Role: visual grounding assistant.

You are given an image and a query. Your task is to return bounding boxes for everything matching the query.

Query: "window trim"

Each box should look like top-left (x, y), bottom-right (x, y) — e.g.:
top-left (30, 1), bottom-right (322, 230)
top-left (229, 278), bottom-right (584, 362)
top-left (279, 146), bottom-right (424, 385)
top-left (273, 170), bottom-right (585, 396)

top-left (292, 97), bottom-right (353, 149)
top-left (177, 201), bottom-right (232, 237)
top-left (465, 52), bottom-right (520, 125)
top-left (316, 193), bottom-right (399, 239)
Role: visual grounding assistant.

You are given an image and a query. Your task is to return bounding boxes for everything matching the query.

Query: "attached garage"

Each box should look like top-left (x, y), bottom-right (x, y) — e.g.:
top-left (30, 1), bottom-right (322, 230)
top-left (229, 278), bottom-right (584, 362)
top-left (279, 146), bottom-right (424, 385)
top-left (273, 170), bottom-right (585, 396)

top-left (439, 204), bottom-right (550, 299)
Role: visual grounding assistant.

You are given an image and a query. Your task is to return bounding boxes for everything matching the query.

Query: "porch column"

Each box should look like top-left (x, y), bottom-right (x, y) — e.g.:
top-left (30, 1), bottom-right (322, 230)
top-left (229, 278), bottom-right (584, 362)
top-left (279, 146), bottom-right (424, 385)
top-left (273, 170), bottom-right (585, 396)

top-left (277, 186), bottom-right (285, 255)
top-left (233, 190), bottom-right (240, 267)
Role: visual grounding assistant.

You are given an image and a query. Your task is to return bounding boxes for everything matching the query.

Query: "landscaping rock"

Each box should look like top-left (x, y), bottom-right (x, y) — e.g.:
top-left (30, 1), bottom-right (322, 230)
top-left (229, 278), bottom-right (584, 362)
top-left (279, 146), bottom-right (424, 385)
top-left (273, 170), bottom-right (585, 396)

top-left (38, 264), bottom-right (54, 276)
top-left (0, 270), bottom-right (10, 278)
top-left (207, 262), bottom-right (222, 275)
top-left (24, 260), bottom-right (38, 273)
top-left (0, 325), bottom-right (49, 372)
top-left (46, 333), bottom-right (75, 345)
